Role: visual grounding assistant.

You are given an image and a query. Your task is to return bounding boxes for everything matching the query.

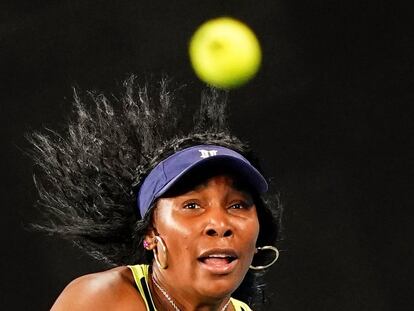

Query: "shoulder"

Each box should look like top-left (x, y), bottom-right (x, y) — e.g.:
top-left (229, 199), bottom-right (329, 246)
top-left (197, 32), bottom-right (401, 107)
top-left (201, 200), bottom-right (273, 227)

top-left (51, 266), bottom-right (147, 311)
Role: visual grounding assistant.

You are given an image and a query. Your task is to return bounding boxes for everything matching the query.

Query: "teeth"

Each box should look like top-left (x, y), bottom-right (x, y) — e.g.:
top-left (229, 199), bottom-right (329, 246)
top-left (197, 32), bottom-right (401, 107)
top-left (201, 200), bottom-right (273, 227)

top-left (208, 254), bottom-right (231, 258)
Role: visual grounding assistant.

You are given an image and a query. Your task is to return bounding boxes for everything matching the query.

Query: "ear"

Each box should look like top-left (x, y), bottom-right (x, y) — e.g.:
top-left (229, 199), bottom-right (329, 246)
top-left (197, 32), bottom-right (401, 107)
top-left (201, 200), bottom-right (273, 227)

top-left (143, 226), bottom-right (157, 250)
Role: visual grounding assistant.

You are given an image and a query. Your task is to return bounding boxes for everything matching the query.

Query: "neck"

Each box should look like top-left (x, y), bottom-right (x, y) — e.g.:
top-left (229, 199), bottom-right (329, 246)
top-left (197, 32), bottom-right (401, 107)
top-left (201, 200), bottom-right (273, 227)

top-left (150, 266), bottom-right (232, 311)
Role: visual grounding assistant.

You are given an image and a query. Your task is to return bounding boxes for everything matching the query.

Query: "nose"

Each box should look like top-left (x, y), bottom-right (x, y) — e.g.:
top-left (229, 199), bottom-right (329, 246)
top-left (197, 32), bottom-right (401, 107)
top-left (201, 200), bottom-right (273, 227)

top-left (203, 208), bottom-right (233, 238)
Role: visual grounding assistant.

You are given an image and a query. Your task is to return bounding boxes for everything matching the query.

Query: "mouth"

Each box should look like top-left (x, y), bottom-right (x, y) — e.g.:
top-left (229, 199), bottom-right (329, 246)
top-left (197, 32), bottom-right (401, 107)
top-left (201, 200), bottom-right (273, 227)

top-left (197, 249), bottom-right (239, 275)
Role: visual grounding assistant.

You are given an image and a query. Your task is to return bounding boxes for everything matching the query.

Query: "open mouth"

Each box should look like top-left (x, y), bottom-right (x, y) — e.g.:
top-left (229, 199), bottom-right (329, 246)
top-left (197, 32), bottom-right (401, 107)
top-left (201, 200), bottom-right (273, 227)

top-left (197, 249), bottom-right (239, 274)
top-left (198, 254), bottom-right (238, 265)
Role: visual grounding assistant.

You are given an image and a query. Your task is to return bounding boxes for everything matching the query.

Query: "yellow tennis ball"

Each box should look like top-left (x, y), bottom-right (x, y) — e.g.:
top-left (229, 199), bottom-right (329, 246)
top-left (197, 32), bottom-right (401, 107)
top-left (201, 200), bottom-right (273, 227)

top-left (189, 17), bottom-right (262, 89)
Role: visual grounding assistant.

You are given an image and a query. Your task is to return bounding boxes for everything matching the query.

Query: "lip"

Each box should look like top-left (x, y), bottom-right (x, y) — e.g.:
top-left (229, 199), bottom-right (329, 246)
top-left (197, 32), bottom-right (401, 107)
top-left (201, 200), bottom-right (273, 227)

top-left (197, 248), bottom-right (239, 275)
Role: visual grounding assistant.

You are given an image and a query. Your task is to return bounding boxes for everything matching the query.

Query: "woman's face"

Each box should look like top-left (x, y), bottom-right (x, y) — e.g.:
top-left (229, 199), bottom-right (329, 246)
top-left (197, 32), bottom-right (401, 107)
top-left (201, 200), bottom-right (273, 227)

top-left (148, 174), bottom-right (260, 299)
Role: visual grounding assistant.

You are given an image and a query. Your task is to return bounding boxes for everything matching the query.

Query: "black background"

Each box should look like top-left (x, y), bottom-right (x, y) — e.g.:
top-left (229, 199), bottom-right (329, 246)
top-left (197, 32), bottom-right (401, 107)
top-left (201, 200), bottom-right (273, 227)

top-left (1, 1), bottom-right (412, 310)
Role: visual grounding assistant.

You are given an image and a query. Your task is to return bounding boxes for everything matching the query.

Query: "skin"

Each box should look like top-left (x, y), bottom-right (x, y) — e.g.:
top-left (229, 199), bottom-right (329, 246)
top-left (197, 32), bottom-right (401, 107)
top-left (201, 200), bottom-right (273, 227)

top-left (51, 175), bottom-right (259, 311)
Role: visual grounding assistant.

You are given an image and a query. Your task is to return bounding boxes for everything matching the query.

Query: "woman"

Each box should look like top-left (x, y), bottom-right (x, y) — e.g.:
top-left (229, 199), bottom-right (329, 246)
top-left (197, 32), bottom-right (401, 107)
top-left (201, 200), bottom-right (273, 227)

top-left (30, 77), bottom-right (281, 310)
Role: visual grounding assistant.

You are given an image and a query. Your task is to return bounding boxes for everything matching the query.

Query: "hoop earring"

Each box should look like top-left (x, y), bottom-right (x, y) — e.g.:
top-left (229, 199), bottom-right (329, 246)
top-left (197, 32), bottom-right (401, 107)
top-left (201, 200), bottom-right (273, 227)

top-left (153, 236), bottom-right (168, 269)
top-left (249, 246), bottom-right (279, 270)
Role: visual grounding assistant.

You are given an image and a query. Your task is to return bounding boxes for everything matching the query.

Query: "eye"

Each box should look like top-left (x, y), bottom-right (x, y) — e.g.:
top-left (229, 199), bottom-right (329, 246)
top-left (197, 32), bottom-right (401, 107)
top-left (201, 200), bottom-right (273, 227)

top-left (229, 202), bottom-right (248, 209)
top-left (183, 202), bottom-right (201, 209)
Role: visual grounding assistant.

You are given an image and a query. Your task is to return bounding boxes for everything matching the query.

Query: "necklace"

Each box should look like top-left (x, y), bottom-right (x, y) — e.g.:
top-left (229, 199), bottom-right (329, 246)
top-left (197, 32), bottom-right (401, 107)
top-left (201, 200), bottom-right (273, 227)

top-left (151, 275), bottom-right (231, 311)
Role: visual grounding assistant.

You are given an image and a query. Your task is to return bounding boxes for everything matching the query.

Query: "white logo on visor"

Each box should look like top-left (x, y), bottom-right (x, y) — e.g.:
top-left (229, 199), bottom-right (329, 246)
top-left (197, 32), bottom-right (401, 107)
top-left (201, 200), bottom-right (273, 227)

top-left (198, 149), bottom-right (218, 158)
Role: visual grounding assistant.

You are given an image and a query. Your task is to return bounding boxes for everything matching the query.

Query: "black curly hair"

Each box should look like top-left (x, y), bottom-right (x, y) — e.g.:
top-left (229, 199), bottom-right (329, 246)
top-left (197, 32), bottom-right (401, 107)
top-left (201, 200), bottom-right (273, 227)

top-left (28, 75), bottom-right (282, 309)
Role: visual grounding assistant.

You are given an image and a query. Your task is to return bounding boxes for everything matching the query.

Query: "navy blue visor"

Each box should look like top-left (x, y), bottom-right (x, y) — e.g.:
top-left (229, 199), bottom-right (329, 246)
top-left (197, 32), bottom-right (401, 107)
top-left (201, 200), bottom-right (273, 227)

top-left (137, 145), bottom-right (268, 217)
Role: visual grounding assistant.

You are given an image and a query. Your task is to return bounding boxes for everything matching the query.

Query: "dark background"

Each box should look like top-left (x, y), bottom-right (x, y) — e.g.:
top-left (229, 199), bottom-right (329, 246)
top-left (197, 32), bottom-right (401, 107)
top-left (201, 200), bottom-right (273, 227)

top-left (1, 1), bottom-right (412, 310)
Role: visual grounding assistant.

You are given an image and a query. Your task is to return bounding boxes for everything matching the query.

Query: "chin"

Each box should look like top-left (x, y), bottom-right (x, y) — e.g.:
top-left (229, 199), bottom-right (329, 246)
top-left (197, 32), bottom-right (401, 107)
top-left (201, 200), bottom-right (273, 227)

top-left (195, 275), bottom-right (242, 299)
top-left (190, 258), bottom-right (250, 298)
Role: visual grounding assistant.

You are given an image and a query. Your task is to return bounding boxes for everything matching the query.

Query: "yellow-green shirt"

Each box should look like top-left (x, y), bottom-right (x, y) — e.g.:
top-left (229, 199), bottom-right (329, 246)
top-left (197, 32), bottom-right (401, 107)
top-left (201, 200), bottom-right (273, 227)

top-left (128, 264), bottom-right (252, 311)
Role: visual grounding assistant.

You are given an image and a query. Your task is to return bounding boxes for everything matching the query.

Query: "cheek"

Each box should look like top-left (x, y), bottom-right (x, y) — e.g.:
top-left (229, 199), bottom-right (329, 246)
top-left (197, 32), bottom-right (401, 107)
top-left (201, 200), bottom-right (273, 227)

top-left (153, 205), bottom-right (195, 254)
top-left (247, 217), bottom-right (260, 247)
top-left (157, 215), bottom-right (191, 235)
top-left (239, 216), bottom-right (260, 256)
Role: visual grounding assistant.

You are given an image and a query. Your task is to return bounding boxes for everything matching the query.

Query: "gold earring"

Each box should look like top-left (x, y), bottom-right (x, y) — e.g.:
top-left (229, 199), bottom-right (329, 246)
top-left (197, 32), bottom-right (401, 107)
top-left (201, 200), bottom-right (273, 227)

top-left (153, 236), bottom-right (168, 269)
